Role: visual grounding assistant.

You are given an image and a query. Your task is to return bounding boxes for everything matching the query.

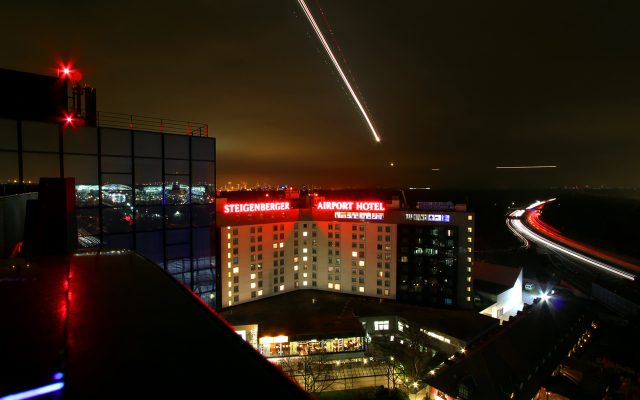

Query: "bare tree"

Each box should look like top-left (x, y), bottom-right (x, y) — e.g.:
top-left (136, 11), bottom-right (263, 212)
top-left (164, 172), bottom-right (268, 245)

top-left (277, 351), bottom-right (338, 395)
top-left (401, 324), bottom-right (435, 383)
top-left (370, 333), bottom-right (404, 393)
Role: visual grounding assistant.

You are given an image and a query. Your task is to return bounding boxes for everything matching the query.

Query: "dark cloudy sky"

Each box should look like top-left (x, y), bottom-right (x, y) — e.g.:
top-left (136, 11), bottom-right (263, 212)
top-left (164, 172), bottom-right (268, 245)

top-left (2, 1), bottom-right (640, 189)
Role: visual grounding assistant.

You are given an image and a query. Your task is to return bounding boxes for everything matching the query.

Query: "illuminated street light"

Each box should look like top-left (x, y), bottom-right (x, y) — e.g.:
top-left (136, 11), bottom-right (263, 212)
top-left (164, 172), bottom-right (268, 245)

top-left (541, 292), bottom-right (550, 302)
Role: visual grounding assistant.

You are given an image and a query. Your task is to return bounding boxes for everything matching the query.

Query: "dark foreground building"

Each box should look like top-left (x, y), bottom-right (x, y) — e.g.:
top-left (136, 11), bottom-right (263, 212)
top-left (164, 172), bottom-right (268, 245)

top-left (0, 250), bottom-right (310, 399)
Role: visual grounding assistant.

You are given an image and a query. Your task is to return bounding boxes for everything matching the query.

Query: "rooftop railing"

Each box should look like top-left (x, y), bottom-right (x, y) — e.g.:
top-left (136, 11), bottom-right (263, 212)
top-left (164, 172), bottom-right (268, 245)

top-left (93, 111), bottom-right (208, 137)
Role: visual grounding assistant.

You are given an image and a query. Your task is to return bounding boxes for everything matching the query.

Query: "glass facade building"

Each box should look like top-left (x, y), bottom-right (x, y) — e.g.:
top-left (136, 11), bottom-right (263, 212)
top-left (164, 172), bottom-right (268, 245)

top-left (0, 119), bottom-right (217, 308)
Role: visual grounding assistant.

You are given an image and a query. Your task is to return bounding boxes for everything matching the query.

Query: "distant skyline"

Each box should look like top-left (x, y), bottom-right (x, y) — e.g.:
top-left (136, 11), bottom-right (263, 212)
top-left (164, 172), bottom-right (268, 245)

top-left (2, 1), bottom-right (639, 189)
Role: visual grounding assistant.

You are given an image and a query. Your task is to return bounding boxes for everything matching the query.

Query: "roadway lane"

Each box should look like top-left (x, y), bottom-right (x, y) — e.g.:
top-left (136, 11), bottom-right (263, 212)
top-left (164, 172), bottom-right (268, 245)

top-left (508, 201), bottom-right (638, 282)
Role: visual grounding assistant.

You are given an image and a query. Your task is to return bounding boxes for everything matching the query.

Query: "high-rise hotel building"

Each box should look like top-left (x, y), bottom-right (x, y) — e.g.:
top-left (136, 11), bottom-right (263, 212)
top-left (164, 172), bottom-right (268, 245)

top-left (216, 195), bottom-right (475, 311)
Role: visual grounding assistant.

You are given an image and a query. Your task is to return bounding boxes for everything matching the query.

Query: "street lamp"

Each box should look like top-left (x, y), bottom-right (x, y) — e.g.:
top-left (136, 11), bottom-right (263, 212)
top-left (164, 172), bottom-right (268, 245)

top-left (413, 382), bottom-right (418, 400)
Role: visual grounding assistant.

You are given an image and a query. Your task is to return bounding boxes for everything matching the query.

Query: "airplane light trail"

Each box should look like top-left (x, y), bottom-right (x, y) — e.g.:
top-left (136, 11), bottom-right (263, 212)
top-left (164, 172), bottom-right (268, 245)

top-left (298, 0), bottom-right (381, 142)
top-left (496, 166), bottom-right (557, 169)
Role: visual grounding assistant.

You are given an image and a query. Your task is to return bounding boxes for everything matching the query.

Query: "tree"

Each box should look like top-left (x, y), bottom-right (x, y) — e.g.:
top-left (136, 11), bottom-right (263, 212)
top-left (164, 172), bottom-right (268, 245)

top-left (277, 351), bottom-right (338, 395)
top-left (370, 333), bottom-right (404, 393)
top-left (400, 324), bottom-right (435, 383)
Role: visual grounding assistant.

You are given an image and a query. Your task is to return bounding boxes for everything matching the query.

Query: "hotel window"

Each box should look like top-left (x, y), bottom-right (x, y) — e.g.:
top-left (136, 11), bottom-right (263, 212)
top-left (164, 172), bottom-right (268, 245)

top-left (468, 215), bottom-right (473, 220)
top-left (335, 267), bottom-right (340, 273)
top-left (377, 280), bottom-right (382, 286)
top-left (294, 232), bottom-right (298, 238)
top-left (234, 295), bottom-right (239, 302)
top-left (377, 253), bottom-right (383, 259)
top-left (384, 289), bottom-right (390, 296)
top-left (352, 251), bottom-right (358, 257)
top-left (377, 235), bottom-right (383, 241)
top-left (279, 259), bottom-right (285, 266)
top-left (328, 258), bottom-right (333, 264)
top-left (328, 266), bottom-right (333, 272)
top-left (329, 224), bottom-right (333, 230)
top-left (294, 223), bottom-right (298, 229)
top-left (467, 267), bottom-right (472, 273)
top-left (335, 241), bottom-right (340, 247)
top-left (294, 248), bottom-right (299, 255)
top-left (303, 256), bottom-right (307, 261)
top-left (251, 227), bottom-right (256, 233)
top-left (359, 269), bottom-right (365, 275)
top-left (280, 233), bottom-right (284, 240)
top-left (468, 227), bottom-right (473, 233)
top-left (312, 281), bottom-right (317, 287)
top-left (352, 285), bottom-right (357, 291)
top-left (258, 263), bottom-right (263, 269)
top-left (352, 225), bottom-right (357, 231)
top-left (258, 290), bottom-right (263, 296)
top-left (303, 281), bottom-right (308, 286)
top-left (385, 254), bottom-right (391, 260)
top-left (467, 257), bottom-right (472, 263)
top-left (312, 264), bottom-right (317, 270)
top-left (385, 236), bottom-right (391, 242)
top-left (328, 249), bottom-right (333, 256)
top-left (352, 260), bottom-right (357, 266)
top-left (378, 226), bottom-right (383, 232)
top-left (312, 273), bottom-right (317, 279)
top-left (251, 273), bottom-right (256, 279)
top-left (303, 224), bottom-right (307, 228)
top-left (328, 232), bottom-right (333, 239)
top-left (328, 241), bottom-right (333, 247)
top-left (251, 246), bottom-right (255, 252)
top-left (335, 258), bottom-right (341, 265)
top-left (303, 272), bottom-right (307, 278)
top-left (351, 277), bottom-right (357, 283)
top-left (359, 261), bottom-right (365, 267)
top-left (385, 244), bottom-right (391, 251)
top-left (467, 287), bottom-right (471, 292)
top-left (273, 278), bottom-right (278, 284)
top-left (273, 234), bottom-right (277, 240)
top-left (251, 264), bottom-right (256, 271)
top-left (466, 296), bottom-right (471, 301)
top-left (385, 262), bottom-right (390, 269)
top-left (467, 277), bottom-right (471, 282)
top-left (251, 291), bottom-right (256, 298)
top-left (280, 224), bottom-right (284, 230)
top-left (467, 247), bottom-right (472, 253)
top-left (273, 286), bottom-right (279, 293)
top-left (385, 280), bottom-right (390, 287)
top-left (377, 244), bottom-right (383, 251)
top-left (359, 286), bottom-right (365, 293)
top-left (232, 238), bottom-right (238, 245)
top-left (233, 267), bottom-right (239, 274)
top-left (359, 234), bottom-right (365, 241)
top-left (233, 286), bottom-right (239, 293)
top-left (303, 248), bottom-right (308, 253)
top-left (251, 255), bottom-right (256, 261)
top-left (312, 231), bottom-right (317, 237)
top-left (273, 244), bottom-right (278, 249)
top-left (280, 267), bottom-right (284, 274)
top-left (359, 225), bottom-right (365, 231)
top-left (352, 268), bottom-right (357, 274)
top-left (335, 224), bottom-right (340, 230)
top-left (359, 243), bottom-right (365, 249)
top-left (258, 254), bottom-right (263, 260)
top-left (280, 285), bottom-right (285, 291)
top-left (273, 225), bottom-right (278, 231)
top-left (377, 288), bottom-right (383, 295)
top-left (294, 281), bottom-right (299, 288)
top-left (385, 226), bottom-right (390, 233)
top-left (335, 284), bottom-right (341, 290)
top-left (258, 236), bottom-right (262, 242)
top-left (352, 234), bottom-right (357, 240)
top-left (352, 242), bottom-right (357, 249)
top-left (258, 280), bottom-right (263, 286)
top-left (251, 282), bottom-right (256, 289)
top-left (303, 232), bottom-right (308, 237)
top-left (258, 245), bottom-right (262, 251)
top-left (359, 277), bottom-right (365, 284)
top-left (312, 239), bottom-right (317, 246)
top-left (233, 229), bottom-right (238, 235)
top-left (328, 283), bottom-right (334, 289)
top-left (467, 237), bottom-right (472, 243)
top-left (328, 274), bottom-right (333, 280)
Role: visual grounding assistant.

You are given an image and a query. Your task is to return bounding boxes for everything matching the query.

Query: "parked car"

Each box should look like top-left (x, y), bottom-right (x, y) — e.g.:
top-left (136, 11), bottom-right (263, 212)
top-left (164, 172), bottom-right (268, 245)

top-left (525, 283), bottom-right (535, 290)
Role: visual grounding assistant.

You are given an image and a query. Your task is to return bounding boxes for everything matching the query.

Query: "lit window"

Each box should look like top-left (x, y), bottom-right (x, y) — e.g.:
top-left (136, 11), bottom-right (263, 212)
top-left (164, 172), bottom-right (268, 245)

top-left (359, 286), bottom-right (365, 293)
top-left (384, 289), bottom-right (389, 296)
top-left (294, 265), bottom-right (299, 271)
top-left (227, 252), bottom-right (231, 259)
top-left (303, 256), bottom-right (308, 261)
top-left (303, 248), bottom-right (308, 253)
top-left (374, 321), bottom-right (389, 330)
top-left (467, 277), bottom-right (471, 282)
top-left (466, 296), bottom-right (471, 301)
top-left (335, 284), bottom-right (341, 290)
top-left (467, 238), bottom-right (472, 243)
top-left (467, 257), bottom-right (472, 263)
top-left (328, 283), bottom-right (334, 289)
top-left (468, 227), bottom-right (473, 233)
top-left (280, 285), bottom-right (285, 291)
top-left (352, 251), bottom-right (357, 257)
top-left (280, 242), bottom-right (284, 248)
top-left (303, 232), bottom-right (308, 237)
top-left (359, 261), bottom-right (365, 267)
top-left (273, 243), bottom-right (278, 249)
top-left (467, 267), bottom-right (472, 273)
top-left (228, 282), bottom-right (231, 288)
top-left (303, 281), bottom-right (308, 286)
top-left (467, 287), bottom-right (471, 292)
top-left (468, 215), bottom-right (473, 221)
top-left (251, 273), bottom-right (256, 279)
top-left (233, 267), bottom-right (239, 274)
top-left (227, 233), bottom-right (231, 239)
top-left (467, 247), bottom-right (472, 253)
top-left (227, 243), bottom-right (231, 249)
top-left (251, 282), bottom-right (256, 288)
top-left (258, 290), bottom-right (263, 296)
top-left (228, 291), bottom-right (232, 297)
top-left (303, 273), bottom-right (308, 278)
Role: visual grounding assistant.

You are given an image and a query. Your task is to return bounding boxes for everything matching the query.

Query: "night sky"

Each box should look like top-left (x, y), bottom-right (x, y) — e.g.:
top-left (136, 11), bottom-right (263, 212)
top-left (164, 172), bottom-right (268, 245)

top-left (2, 1), bottom-right (640, 190)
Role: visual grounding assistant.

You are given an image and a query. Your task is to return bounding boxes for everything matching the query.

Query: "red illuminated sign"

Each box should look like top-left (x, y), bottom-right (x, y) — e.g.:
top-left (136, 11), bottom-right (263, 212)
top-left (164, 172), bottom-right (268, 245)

top-left (224, 202), bottom-right (291, 214)
top-left (316, 201), bottom-right (385, 211)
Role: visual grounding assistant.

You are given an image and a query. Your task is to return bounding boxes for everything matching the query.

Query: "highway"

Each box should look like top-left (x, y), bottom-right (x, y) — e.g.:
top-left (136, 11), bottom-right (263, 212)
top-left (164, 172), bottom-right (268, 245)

top-left (507, 200), bottom-right (639, 283)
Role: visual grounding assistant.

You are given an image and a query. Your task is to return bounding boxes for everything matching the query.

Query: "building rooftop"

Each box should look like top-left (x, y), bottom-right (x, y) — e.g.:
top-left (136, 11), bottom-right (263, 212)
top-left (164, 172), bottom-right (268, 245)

top-left (474, 261), bottom-right (522, 296)
top-left (219, 290), bottom-right (498, 344)
top-left (424, 295), bottom-right (593, 400)
top-left (0, 250), bottom-right (309, 399)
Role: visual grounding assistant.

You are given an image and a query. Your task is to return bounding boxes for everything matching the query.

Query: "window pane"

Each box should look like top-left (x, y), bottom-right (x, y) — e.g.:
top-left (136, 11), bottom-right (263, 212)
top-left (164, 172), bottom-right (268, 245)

top-left (193, 205), bottom-right (215, 227)
top-left (101, 156), bottom-right (131, 173)
top-left (23, 152), bottom-right (59, 182)
top-left (136, 231), bottom-right (163, 266)
top-left (64, 155), bottom-right (98, 184)
top-left (164, 135), bottom-right (189, 159)
top-left (0, 151), bottom-right (18, 182)
top-left (102, 233), bottom-right (133, 249)
top-left (77, 208), bottom-right (100, 236)
top-left (136, 206), bottom-right (163, 231)
top-left (0, 118), bottom-right (18, 150)
top-left (167, 229), bottom-right (190, 245)
top-left (191, 136), bottom-right (215, 161)
top-left (63, 125), bottom-right (97, 154)
top-left (166, 206), bottom-right (189, 229)
top-left (101, 128), bottom-right (131, 156)
top-left (22, 120), bottom-right (58, 152)
top-left (134, 131), bottom-right (161, 157)
top-left (102, 207), bottom-right (134, 233)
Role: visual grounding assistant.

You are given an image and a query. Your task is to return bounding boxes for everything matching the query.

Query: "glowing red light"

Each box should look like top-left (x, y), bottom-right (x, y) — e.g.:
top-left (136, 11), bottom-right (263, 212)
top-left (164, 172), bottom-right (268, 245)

top-left (66, 117), bottom-right (73, 123)
top-left (63, 68), bottom-right (70, 74)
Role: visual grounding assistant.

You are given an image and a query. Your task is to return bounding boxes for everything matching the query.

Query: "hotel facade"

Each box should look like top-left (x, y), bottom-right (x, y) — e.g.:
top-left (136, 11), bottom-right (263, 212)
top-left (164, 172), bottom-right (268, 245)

top-left (216, 195), bottom-right (475, 311)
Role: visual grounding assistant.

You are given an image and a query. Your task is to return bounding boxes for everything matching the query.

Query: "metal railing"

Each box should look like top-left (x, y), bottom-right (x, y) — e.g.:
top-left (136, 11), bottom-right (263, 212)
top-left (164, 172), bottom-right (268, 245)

top-left (92, 111), bottom-right (208, 137)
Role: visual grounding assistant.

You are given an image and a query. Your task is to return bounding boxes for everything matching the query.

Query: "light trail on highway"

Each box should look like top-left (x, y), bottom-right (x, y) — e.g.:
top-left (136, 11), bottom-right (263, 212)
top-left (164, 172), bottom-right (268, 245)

top-left (508, 200), bottom-right (638, 281)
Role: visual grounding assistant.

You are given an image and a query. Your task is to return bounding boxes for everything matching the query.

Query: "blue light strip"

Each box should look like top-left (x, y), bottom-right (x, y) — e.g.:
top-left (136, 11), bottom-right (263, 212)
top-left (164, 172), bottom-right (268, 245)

top-left (0, 383), bottom-right (64, 400)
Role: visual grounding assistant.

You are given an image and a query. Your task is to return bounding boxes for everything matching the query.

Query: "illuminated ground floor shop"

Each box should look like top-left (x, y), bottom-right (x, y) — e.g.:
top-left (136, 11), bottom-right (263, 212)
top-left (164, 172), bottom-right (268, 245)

top-left (259, 336), bottom-right (364, 357)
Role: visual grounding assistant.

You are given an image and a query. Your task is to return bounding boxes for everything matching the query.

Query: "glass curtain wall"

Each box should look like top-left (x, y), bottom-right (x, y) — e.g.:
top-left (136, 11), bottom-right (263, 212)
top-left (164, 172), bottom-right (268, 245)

top-left (0, 118), bottom-right (217, 308)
